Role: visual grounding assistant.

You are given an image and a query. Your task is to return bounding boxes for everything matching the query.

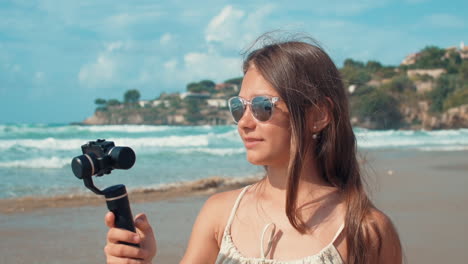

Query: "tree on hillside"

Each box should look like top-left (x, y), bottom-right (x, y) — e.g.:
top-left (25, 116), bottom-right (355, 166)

top-left (428, 74), bottom-right (459, 112)
top-left (365, 61), bottom-right (382, 72)
top-left (224, 77), bottom-right (243, 86)
top-left (413, 46), bottom-right (446, 69)
top-left (445, 50), bottom-right (462, 74)
top-left (353, 89), bottom-right (402, 129)
top-left (124, 89), bottom-right (141, 104)
top-left (459, 60), bottom-right (468, 82)
top-left (187, 80), bottom-right (216, 93)
top-left (199, 80), bottom-right (216, 90)
top-left (382, 75), bottom-right (416, 94)
top-left (341, 59), bottom-right (372, 86)
top-left (107, 99), bottom-right (121, 106)
top-left (94, 98), bottom-right (107, 111)
top-left (443, 87), bottom-right (468, 110)
top-left (344, 59), bottom-right (365, 68)
top-left (184, 97), bottom-right (205, 123)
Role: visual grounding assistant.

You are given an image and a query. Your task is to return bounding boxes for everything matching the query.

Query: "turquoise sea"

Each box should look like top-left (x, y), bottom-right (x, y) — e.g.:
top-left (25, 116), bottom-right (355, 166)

top-left (1, 124), bottom-right (467, 199)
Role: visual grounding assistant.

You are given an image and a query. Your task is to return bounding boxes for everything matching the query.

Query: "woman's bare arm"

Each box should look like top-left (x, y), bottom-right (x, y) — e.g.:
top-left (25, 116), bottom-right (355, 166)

top-left (180, 191), bottom-right (235, 264)
top-left (368, 209), bottom-right (403, 264)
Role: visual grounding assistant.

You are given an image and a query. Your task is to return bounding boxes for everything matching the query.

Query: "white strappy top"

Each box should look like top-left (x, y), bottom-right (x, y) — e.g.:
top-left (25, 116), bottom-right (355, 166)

top-left (215, 186), bottom-right (344, 264)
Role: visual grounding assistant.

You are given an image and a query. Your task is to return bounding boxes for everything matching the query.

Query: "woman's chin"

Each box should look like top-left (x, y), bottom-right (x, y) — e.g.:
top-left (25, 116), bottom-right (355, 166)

top-left (246, 153), bottom-right (267, 166)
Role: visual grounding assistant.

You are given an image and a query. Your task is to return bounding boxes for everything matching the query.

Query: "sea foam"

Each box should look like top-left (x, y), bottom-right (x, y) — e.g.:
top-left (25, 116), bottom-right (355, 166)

top-left (0, 156), bottom-right (70, 169)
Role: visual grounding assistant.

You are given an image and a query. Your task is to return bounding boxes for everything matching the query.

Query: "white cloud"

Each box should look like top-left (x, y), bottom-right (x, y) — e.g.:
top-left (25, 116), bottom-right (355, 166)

top-left (106, 41), bottom-right (123, 52)
top-left (205, 5), bottom-right (275, 50)
top-left (163, 59), bottom-right (178, 70)
top-left (181, 51), bottom-right (241, 82)
top-left (77, 41), bottom-right (133, 87)
top-left (160, 33), bottom-right (173, 45)
top-left (421, 14), bottom-right (465, 28)
top-left (205, 6), bottom-right (245, 43)
top-left (106, 9), bottom-right (163, 29)
top-left (34, 71), bottom-right (44, 82)
top-left (78, 55), bottom-right (116, 87)
top-left (307, 0), bottom-right (389, 16)
top-left (12, 64), bottom-right (21, 72)
top-left (300, 18), bottom-right (420, 65)
top-left (3, 63), bottom-right (22, 72)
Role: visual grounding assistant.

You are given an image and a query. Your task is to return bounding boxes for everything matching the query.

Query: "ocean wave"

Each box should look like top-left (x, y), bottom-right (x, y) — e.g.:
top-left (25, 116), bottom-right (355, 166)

top-left (0, 124), bottom-right (223, 139)
top-left (76, 125), bottom-right (173, 133)
top-left (0, 156), bottom-right (70, 169)
top-left (174, 147), bottom-right (245, 156)
top-left (0, 135), bottom-right (211, 151)
top-left (358, 138), bottom-right (468, 149)
top-left (355, 128), bottom-right (468, 138)
top-left (356, 128), bottom-right (468, 149)
top-left (417, 146), bottom-right (468, 151)
top-left (0, 124), bottom-right (75, 135)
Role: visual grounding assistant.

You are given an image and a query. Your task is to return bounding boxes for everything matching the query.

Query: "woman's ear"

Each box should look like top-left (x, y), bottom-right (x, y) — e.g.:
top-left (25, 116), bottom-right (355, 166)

top-left (307, 97), bottom-right (333, 134)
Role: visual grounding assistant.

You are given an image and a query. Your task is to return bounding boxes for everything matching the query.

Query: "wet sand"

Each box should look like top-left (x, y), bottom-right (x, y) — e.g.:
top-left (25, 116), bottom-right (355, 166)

top-left (1, 150), bottom-right (467, 263)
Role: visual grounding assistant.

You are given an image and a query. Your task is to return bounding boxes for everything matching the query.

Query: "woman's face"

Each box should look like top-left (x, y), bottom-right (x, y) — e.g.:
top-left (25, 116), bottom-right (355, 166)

top-left (237, 66), bottom-right (291, 167)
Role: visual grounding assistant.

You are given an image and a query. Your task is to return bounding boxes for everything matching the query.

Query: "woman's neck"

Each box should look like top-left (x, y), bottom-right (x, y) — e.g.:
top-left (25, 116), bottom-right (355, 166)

top-left (261, 158), bottom-right (335, 206)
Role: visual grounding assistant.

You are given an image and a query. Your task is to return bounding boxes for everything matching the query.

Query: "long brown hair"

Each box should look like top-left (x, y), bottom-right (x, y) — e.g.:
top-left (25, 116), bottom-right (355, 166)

top-left (243, 35), bottom-right (381, 263)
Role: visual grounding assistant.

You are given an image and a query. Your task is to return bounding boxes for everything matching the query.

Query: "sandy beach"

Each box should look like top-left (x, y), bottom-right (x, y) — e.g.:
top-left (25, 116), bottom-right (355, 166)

top-left (1, 149), bottom-right (467, 263)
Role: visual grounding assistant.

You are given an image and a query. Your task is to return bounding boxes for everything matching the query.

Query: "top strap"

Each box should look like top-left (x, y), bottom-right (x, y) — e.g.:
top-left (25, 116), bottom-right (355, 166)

top-left (328, 223), bottom-right (345, 246)
top-left (224, 185), bottom-right (251, 235)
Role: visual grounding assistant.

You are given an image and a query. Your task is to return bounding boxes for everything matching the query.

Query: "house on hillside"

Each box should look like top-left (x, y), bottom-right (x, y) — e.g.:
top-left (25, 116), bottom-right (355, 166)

top-left (180, 92), bottom-right (211, 100)
top-left (460, 41), bottom-right (468, 59)
top-left (407, 69), bottom-right (446, 79)
top-left (207, 99), bottom-right (227, 108)
top-left (138, 99), bottom-right (170, 108)
top-left (215, 83), bottom-right (239, 92)
top-left (401, 41), bottom-right (468, 65)
top-left (401, 52), bottom-right (420, 66)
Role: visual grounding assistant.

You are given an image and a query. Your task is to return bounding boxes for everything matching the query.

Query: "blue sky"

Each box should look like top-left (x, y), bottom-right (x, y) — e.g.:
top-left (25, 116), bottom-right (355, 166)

top-left (1, 0), bottom-right (467, 124)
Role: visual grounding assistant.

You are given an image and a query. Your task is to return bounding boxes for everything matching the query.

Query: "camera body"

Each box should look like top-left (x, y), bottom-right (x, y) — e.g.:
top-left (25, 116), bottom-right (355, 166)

top-left (72, 139), bottom-right (136, 180)
top-left (71, 139), bottom-right (139, 244)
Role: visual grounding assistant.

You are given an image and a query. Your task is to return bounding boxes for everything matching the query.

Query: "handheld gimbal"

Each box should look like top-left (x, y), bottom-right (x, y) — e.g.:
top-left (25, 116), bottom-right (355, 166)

top-left (71, 139), bottom-right (139, 247)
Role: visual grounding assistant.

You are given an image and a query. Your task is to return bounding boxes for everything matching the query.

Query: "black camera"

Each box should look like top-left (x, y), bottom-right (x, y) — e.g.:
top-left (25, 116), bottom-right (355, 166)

top-left (71, 139), bottom-right (139, 246)
top-left (71, 139), bottom-right (136, 180)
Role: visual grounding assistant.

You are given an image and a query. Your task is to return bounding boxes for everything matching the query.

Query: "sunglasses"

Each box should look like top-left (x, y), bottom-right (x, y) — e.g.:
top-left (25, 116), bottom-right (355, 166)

top-left (228, 96), bottom-right (280, 123)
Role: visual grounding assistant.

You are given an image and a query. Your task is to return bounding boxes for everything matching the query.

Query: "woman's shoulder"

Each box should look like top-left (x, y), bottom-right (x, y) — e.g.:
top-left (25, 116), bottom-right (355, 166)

top-left (200, 186), bottom-right (250, 243)
top-left (205, 186), bottom-right (246, 207)
top-left (364, 207), bottom-right (402, 263)
top-left (365, 207), bottom-right (399, 237)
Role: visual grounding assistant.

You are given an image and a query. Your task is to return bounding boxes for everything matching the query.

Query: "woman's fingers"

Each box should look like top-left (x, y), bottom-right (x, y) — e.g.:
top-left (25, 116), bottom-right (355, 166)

top-left (107, 228), bottom-right (141, 244)
top-left (134, 214), bottom-right (152, 233)
top-left (105, 211), bottom-right (116, 228)
top-left (105, 254), bottom-right (149, 264)
top-left (134, 213), bottom-right (157, 259)
top-left (104, 212), bottom-right (156, 263)
top-left (104, 243), bottom-right (148, 260)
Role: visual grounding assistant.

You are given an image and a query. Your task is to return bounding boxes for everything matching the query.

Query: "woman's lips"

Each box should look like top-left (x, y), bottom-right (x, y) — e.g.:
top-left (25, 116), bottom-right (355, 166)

top-left (243, 137), bottom-right (263, 149)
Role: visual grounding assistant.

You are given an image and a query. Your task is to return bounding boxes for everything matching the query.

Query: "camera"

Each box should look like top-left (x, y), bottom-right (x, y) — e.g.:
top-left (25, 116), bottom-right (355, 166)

top-left (71, 139), bottom-right (136, 180)
top-left (71, 139), bottom-right (139, 243)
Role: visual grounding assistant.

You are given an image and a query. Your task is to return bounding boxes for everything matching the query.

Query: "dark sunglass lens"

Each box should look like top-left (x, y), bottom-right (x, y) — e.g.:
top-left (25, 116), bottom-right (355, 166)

top-left (251, 96), bottom-right (273, 121)
top-left (229, 98), bottom-right (245, 122)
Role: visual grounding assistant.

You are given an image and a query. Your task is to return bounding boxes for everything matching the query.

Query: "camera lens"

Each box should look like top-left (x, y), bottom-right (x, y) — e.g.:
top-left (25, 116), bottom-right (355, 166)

top-left (108, 147), bottom-right (136, 170)
top-left (71, 154), bottom-right (95, 179)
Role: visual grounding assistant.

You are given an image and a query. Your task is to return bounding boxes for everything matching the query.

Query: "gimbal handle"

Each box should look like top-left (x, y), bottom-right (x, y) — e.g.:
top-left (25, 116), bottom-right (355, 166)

top-left (103, 184), bottom-right (140, 248)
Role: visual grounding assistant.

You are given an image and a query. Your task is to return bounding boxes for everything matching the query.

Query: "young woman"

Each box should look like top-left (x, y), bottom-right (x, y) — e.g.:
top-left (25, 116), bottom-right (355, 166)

top-left (103, 37), bottom-right (402, 264)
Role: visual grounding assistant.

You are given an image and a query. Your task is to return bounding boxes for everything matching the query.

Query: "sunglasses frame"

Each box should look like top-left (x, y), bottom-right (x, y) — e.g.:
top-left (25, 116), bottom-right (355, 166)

top-left (228, 95), bottom-right (280, 123)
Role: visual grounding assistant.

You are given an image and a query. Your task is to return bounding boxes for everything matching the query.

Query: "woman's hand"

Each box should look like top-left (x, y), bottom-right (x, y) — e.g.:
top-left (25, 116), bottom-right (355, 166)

top-left (104, 212), bottom-right (157, 264)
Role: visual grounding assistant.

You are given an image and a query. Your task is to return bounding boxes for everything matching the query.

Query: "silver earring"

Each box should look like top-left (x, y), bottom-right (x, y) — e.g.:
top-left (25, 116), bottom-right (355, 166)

top-left (312, 125), bottom-right (318, 139)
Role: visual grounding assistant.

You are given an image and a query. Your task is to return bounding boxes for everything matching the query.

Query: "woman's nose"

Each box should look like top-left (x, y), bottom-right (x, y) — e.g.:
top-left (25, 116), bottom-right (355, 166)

top-left (237, 106), bottom-right (256, 129)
